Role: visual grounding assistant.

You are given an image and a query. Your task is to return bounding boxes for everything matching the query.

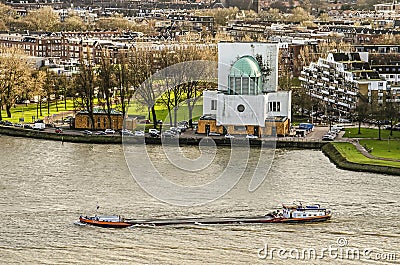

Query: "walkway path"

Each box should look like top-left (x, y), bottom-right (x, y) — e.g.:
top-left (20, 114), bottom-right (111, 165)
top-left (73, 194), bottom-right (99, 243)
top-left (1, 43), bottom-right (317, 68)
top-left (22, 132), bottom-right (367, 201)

top-left (344, 138), bottom-right (400, 162)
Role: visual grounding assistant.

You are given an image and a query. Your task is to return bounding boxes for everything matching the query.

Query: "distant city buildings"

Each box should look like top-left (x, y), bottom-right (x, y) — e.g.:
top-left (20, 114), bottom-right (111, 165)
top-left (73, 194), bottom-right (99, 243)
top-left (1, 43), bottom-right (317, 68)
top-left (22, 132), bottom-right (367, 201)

top-left (299, 52), bottom-right (397, 116)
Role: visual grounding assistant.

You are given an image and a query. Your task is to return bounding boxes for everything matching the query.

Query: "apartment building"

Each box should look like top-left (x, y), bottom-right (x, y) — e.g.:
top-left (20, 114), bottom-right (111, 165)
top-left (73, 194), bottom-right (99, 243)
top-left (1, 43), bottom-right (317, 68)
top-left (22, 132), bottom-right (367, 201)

top-left (299, 52), bottom-right (388, 115)
top-left (370, 64), bottom-right (400, 103)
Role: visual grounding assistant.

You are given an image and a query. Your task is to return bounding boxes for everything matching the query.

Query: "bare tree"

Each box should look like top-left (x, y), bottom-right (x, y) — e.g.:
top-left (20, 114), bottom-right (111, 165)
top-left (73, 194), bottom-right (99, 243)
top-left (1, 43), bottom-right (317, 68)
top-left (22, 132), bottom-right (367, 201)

top-left (116, 51), bottom-right (133, 119)
top-left (73, 57), bottom-right (97, 129)
top-left (97, 49), bottom-right (117, 129)
top-left (181, 46), bottom-right (217, 128)
top-left (355, 93), bottom-right (370, 135)
top-left (132, 48), bottom-right (163, 129)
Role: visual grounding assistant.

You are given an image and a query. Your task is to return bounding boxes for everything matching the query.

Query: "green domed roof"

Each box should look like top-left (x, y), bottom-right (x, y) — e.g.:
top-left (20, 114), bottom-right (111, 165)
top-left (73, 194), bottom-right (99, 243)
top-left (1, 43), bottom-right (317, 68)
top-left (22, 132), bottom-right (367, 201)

top-left (229, 56), bottom-right (262, 77)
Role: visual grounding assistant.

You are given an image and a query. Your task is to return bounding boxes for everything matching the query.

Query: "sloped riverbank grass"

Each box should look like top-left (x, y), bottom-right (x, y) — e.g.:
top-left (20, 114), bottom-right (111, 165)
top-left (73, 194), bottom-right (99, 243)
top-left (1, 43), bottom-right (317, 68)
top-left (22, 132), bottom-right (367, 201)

top-left (322, 143), bottom-right (400, 175)
top-left (359, 139), bottom-right (400, 160)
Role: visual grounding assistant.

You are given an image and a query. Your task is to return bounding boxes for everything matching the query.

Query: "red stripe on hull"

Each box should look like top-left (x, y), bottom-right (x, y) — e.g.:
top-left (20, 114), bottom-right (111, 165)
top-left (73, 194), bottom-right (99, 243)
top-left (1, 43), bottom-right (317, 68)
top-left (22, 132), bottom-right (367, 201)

top-left (79, 217), bottom-right (132, 228)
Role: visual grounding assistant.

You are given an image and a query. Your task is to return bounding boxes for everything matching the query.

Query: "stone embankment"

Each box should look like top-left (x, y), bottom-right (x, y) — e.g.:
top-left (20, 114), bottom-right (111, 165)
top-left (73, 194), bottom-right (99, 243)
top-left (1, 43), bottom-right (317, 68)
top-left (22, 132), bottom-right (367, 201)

top-left (0, 125), bottom-right (326, 149)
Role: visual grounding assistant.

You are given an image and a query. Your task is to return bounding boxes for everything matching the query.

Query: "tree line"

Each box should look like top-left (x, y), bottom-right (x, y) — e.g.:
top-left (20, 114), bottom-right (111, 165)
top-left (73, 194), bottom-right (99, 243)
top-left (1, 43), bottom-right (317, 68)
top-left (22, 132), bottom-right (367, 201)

top-left (0, 44), bottom-right (217, 129)
top-left (0, 4), bottom-right (154, 32)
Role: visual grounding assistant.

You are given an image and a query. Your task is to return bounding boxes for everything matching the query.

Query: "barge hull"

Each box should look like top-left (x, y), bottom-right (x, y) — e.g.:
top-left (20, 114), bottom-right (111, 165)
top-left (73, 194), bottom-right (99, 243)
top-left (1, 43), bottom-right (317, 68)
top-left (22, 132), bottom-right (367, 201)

top-left (127, 215), bottom-right (331, 226)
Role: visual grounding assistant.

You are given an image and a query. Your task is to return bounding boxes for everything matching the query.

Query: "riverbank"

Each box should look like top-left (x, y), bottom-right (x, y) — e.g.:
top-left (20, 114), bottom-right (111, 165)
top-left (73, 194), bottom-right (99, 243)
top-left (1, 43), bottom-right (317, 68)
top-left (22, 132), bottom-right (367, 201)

top-left (322, 142), bottom-right (400, 176)
top-left (0, 125), bottom-right (326, 148)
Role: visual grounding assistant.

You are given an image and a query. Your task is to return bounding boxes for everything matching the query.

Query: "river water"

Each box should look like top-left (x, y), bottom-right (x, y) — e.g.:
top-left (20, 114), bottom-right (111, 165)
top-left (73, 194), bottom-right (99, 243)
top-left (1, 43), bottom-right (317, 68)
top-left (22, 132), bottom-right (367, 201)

top-left (0, 135), bottom-right (398, 264)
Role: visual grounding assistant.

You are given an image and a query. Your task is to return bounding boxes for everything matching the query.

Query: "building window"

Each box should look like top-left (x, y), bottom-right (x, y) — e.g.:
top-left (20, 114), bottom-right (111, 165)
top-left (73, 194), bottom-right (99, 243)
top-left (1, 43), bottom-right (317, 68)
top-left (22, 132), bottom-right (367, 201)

top-left (242, 77), bottom-right (249, 95)
top-left (235, 77), bottom-right (241, 93)
top-left (250, 78), bottom-right (255, 94)
top-left (234, 126), bottom-right (246, 131)
top-left (268, 101), bottom-right (281, 112)
top-left (211, 100), bottom-right (217, 110)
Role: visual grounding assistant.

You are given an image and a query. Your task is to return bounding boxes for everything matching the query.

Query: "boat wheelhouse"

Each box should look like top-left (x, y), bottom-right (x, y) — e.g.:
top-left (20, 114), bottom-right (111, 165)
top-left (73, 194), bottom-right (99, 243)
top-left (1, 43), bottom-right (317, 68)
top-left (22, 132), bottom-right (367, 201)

top-left (282, 203), bottom-right (331, 222)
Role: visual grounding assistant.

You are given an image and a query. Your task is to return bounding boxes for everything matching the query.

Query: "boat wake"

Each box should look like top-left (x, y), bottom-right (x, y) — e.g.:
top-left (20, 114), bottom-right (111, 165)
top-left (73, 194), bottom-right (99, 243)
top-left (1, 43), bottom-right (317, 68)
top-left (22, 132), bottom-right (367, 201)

top-left (130, 224), bottom-right (155, 229)
top-left (74, 221), bottom-right (87, 226)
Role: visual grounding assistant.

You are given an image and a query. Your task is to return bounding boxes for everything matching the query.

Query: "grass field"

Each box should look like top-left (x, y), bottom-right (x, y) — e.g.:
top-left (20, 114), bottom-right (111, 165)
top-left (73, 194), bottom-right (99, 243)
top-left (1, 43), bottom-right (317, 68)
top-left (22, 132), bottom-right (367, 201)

top-left (127, 101), bottom-right (203, 124)
top-left (359, 139), bottom-right (400, 160)
top-left (343, 127), bottom-right (400, 139)
top-left (1, 100), bottom-right (76, 123)
top-left (2, 97), bottom-right (204, 125)
top-left (332, 142), bottom-right (400, 168)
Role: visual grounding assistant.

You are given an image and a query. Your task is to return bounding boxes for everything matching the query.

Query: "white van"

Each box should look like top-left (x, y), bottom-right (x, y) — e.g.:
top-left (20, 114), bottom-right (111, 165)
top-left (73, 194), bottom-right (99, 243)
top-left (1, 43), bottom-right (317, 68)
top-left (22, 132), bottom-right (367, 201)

top-left (33, 121), bottom-right (45, 130)
top-left (332, 125), bottom-right (344, 131)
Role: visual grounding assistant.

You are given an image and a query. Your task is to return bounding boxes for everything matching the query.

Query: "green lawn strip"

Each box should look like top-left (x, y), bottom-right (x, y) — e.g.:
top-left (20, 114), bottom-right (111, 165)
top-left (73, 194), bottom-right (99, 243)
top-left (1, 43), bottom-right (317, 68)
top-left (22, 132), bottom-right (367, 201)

top-left (2, 100), bottom-right (76, 123)
top-left (127, 101), bottom-right (203, 123)
top-left (359, 139), bottom-right (400, 160)
top-left (332, 142), bottom-right (400, 168)
top-left (343, 127), bottom-right (400, 139)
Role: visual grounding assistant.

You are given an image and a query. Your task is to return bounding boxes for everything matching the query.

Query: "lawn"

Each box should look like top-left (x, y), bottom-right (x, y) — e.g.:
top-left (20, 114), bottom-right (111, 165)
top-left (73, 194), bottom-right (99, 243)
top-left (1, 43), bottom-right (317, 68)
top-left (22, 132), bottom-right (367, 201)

top-left (359, 139), bottom-right (400, 160)
top-left (127, 100), bottom-right (203, 124)
top-left (343, 127), bottom-right (400, 139)
top-left (2, 97), bottom-right (204, 125)
top-left (1, 100), bottom-right (76, 123)
top-left (332, 142), bottom-right (400, 168)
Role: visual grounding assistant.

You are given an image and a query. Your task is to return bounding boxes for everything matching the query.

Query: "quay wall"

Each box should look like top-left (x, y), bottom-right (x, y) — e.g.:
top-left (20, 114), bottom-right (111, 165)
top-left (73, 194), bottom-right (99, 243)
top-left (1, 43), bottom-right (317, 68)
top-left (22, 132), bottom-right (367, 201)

top-left (0, 126), bottom-right (325, 149)
top-left (0, 126), bottom-right (122, 144)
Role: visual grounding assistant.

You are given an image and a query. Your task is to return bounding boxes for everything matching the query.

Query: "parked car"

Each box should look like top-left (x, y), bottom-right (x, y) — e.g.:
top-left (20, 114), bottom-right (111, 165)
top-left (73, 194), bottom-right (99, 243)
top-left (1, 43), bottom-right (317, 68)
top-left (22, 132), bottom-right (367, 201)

top-left (82, 130), bottom-right (93, 135)
top-left (170, 127), bottom-right (181, 134)
top-left (55, 127), bottom-right (63, 133)
top-left (121, 129), bottom-right (134, 136)
top-left (134, 130), bottom-right (145, 136)
top-left (33, 122), bottom-right (46, 130)
top-left (14, 123), bottom-right (23, 127)
top-left (246, 134), bottom-right (258, 139)
top-left (4, 121), bottom-right (13, 126)
top-left (177, 125), bottom-right (186, 132)
top-left (104, 129), bottom-right (115, 134)
top-left (209, 132), bottom-right (221, 136)
top-left (322, 134), bottom-right (335, 141)
top-left (224, 134), bottom-right (235, 139)
top-left (149, 128), bottom-right (160, 137)
top-left (95, 131), bottom-right (107, 135)
top-left (23, 124), bottom-right (33, 129)
top-left (162, 130), bottom-right (176, 138)
top-left (332, 125), bottom-right (344, 131)
top-left (149, 128), bottom-right (160, 134)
